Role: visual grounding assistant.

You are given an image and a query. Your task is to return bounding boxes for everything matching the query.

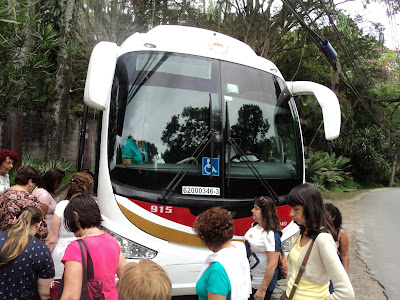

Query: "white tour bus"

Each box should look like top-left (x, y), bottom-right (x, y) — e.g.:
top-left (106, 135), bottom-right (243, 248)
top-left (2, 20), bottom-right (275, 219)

top-left (82, 25), bottom-right (341, 296)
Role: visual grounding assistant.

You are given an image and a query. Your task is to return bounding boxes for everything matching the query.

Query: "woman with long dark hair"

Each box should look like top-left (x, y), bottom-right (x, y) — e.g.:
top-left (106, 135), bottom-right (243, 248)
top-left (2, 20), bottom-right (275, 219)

top-left (245, 196), bottom-right (282, 300)
top-left (33, 168), bottom-right (65, 230)
top-left (0, 206), bottom-right (54, 299)
top-left (282, 183), bottom-right (354, 300)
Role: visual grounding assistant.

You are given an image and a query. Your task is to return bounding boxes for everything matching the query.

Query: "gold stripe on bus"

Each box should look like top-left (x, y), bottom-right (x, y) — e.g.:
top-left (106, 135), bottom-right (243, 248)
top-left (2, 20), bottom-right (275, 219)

top-left (118, 203), bottom-right (204, 247)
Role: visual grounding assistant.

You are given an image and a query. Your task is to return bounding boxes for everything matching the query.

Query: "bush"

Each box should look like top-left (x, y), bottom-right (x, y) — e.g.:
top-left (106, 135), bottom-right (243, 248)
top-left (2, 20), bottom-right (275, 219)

top-left (11, 155), bottom-right (77, 186)
top-left (306, 151), bottom-right (353, 190)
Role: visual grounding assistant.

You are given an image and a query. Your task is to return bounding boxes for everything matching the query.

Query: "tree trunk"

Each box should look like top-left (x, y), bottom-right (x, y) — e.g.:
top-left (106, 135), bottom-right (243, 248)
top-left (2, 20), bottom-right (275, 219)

top-left (388, 144), bottom-right (398, 187)
top-left (46, 0), bottom-right (77, 160)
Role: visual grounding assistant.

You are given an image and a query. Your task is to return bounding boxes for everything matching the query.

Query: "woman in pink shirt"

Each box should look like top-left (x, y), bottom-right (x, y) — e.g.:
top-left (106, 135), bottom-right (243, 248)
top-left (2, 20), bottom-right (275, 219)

top-left (60, 194), bottom-right (126, 300)
top-left (32, 168), bottom-right (65, 230)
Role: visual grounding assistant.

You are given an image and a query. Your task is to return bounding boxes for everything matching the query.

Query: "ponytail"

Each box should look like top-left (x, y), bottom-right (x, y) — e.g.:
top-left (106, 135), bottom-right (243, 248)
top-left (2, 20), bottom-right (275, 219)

top-left (0, 206), bottom-right (43, 269)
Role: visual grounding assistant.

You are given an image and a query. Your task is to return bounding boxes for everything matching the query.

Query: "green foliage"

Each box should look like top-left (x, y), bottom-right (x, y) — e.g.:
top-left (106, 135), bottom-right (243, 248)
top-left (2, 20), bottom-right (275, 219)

top-left (0, 0), bottom-right (398, 186)
top-left (332, 123), bottom-right (390, 183)
top-left (21, 155), bottom-right (75, 176)
top-left (305, 151), bottom-right (352, 189)
top-left (9, 156), bottom-right (76, 186)
top-left (0, 0), bottom-right (59, 118)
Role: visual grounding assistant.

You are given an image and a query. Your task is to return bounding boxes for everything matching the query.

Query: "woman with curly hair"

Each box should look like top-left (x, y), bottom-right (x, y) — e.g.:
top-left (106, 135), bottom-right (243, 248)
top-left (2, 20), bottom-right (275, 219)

top-left (245, 196), bottom-right (282, 300)
top-left (0, 149), bottom-right (18, 192)
top-left (193, 207), bottom-right (251, 300)
top-left (45, 171), bottom-right (94, 279)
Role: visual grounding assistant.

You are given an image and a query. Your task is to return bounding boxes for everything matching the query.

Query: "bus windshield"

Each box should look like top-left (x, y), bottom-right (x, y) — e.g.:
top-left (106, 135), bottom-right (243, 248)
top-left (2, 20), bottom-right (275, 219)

top-left (108, 51), bottom-right (302, 202)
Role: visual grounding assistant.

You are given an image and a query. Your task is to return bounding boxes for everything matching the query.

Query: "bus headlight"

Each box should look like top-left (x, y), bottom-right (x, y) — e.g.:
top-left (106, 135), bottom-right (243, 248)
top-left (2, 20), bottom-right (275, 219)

top-left (100, 226), bottom-right (158, 259)
top-left (282, 231), bottom-right (299, 253)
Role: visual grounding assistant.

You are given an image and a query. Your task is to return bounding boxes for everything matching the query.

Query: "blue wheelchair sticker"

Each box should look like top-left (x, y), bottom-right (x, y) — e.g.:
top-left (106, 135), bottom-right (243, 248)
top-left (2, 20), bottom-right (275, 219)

top-left (202, 157), bottom-right (219, 176)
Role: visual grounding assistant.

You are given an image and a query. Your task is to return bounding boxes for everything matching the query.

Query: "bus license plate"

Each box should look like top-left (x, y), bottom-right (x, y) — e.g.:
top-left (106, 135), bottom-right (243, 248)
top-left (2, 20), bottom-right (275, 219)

top-left (182, 186), bottom-right (220, 196)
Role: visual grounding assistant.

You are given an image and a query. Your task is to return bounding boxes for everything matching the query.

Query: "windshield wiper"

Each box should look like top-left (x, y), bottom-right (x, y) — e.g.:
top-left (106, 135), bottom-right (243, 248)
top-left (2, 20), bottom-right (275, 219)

top-left (209, 94), bottom-right (214, 179)
top-left (225, 103), bottom-right (279, 203)
top-left (226, 102), bottom-right (231, 187)
top-left (158, 97), bottom-right (215, 202)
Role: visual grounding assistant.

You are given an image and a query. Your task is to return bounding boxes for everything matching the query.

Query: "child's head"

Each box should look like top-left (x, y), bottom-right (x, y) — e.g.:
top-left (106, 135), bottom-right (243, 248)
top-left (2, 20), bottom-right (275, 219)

top-left (118, 260), bottom-right (172, 300)
top-left (324, 203), bottom-right (342, 229)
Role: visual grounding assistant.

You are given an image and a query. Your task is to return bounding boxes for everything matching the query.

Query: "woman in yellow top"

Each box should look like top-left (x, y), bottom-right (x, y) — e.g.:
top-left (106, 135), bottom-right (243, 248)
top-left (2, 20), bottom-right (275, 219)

top-left (283, 183), bottom-right (354, 300)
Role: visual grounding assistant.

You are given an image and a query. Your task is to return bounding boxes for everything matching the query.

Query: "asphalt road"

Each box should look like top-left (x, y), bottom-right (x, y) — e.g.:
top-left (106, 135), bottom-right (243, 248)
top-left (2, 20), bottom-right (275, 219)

top-left (356, 188), bottom-right (400, 300)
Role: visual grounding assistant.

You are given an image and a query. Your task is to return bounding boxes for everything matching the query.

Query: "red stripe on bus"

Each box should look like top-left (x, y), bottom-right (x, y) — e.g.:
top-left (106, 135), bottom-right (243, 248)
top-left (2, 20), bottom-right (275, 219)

top-left (129, 199), bottom-right (292, 236)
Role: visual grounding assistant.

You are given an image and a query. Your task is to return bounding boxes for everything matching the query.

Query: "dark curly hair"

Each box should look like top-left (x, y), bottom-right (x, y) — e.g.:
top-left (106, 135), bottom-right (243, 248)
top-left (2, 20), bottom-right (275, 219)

top-left (0, 149), bottom-right (18, 165)
top-left (287, 183), bottom-right (335, 240)
top-left (254, 196), bottom-right (282, 236)
top-left (193, 207), bottom-right (234, 249)
top-left (324, 203), bottom-right (342, 230)
top-left (66, 172), bottom-right (94, 199)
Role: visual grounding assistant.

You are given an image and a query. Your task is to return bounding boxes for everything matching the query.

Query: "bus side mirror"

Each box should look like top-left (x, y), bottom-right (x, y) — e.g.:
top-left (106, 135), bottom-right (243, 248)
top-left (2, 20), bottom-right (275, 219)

top-left (84, 41), bottom-right (119, 110)
top-left (286, 81), bottom-right (341, 140)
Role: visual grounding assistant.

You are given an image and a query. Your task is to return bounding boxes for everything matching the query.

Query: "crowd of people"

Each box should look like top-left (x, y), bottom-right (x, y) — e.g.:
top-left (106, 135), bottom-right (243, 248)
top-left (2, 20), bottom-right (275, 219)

top-left (0, 148), bottom-right (355, 300)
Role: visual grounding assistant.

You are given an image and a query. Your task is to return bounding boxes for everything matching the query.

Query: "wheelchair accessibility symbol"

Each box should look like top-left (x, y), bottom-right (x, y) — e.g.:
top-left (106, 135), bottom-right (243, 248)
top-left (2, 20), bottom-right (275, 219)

top-left (202, 157), bottom-right (220, 176)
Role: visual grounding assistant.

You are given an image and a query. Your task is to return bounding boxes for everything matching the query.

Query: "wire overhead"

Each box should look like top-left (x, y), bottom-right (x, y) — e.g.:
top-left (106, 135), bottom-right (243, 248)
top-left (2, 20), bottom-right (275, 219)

top-left (283, 0), bottom-right (398, 141)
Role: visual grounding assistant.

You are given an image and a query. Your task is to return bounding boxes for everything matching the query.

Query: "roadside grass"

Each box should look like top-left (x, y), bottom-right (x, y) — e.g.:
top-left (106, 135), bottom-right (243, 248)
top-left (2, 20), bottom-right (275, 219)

top-left (321, 189), bottom-right (369, 201)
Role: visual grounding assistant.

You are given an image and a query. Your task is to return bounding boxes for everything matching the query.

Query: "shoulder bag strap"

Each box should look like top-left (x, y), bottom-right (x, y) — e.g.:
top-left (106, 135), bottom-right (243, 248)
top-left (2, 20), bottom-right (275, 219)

top-left (56, 273), bottom-right (65, 300)
top-left (77, 239), bottom-right (89, 299)
top-left (79, 239), bottom-right (95, 280)
top-left (288, 239), bottom-right (315, 300)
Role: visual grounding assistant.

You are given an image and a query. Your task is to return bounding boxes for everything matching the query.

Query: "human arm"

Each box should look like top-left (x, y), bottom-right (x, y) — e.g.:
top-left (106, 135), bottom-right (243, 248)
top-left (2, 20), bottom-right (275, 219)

top-left (198, 263), bottom-right (230, 300)
top-left (35, 189), bottom-right (54, 216)
top-left (36, 244), bottom-right (55, 300)
top-left (60, 260), bottom-right (83, 300)
top-left (41, 203), bottom-right (48, 215)
top-left (339, 229), bottom-right (349, 273)
top-left (208, 293), bottom-right (226, 300)
top-left (37, 278), bottom-right (53, 300)
top-left (45, 214), bottom-right (61, 252)
top-left (318, 234), bottom-right (354, 300)
top-left (254, 251), bottom-right (279, 300)
top-left (116, 252), bottom-right (127, 279)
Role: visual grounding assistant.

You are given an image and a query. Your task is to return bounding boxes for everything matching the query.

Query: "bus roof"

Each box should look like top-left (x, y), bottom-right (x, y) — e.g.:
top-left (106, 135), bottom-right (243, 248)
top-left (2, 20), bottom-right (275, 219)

top-left (119, 25), bottom-right (284, 80)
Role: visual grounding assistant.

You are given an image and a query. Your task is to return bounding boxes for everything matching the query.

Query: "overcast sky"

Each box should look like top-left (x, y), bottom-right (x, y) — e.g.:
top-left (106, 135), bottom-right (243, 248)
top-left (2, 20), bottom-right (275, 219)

top-left (335, 0), bottom-right (400, 50)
